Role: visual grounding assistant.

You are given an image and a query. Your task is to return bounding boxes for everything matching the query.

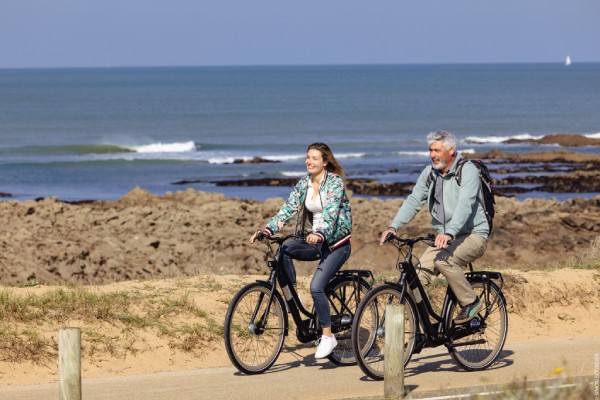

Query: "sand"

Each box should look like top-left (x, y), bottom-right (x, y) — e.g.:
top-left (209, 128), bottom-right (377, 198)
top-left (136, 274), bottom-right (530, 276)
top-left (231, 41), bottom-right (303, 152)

top-left (0, 269), bottom-right (598, 388)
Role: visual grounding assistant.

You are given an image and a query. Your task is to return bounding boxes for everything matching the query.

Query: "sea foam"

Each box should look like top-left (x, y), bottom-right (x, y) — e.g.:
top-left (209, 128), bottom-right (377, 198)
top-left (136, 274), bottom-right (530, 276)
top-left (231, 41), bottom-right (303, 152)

top-left (129, 141), bottom-right (196, 153)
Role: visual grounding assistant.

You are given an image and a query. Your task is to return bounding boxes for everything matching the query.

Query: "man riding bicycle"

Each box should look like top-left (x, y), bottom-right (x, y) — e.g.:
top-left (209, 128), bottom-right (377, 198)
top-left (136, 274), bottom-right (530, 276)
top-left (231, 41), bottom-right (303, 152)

top-left (380, 130), bottom-right (489, 324)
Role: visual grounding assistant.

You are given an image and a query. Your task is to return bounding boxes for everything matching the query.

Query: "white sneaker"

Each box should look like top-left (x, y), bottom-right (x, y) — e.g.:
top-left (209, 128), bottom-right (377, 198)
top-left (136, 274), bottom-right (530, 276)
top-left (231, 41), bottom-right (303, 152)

top-left (315, 335), bottom-right (337, 359)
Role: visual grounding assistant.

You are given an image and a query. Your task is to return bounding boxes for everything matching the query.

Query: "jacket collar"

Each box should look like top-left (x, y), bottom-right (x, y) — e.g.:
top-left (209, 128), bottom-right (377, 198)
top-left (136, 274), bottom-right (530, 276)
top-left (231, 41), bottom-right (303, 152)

top-left (304, 169), bottom-right (329, 189)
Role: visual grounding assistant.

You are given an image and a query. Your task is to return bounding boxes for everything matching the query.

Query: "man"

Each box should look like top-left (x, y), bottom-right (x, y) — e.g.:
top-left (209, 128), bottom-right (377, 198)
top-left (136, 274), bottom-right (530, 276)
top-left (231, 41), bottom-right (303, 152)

top-left (380, 130), bottom-right (489, 324)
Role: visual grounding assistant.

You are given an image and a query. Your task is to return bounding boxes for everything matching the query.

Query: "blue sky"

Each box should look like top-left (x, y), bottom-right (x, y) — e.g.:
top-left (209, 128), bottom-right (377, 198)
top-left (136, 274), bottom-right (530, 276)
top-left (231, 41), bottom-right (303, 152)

top-left (1, 0), bottom-right (598, 68)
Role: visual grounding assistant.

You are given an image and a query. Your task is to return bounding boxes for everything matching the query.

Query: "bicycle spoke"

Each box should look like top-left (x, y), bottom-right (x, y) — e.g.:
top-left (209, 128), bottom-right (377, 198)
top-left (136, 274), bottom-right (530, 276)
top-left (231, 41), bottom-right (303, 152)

top-left (353, 286), bottom-right (417, 380)
top-left (447, 281), bottom-right (508, 371)
top-left (327, 278), bottom-right (370, 366)
top-left (224, 283), bottom-right (286, 374)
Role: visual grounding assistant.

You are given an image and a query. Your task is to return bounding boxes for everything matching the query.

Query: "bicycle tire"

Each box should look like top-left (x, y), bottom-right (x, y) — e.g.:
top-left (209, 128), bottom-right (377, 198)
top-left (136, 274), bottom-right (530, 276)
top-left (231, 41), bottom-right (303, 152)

top-left (326, 277), bottom-right (371, 366)
top-left (224, 282), bottom-right (286, 374)
top-left (446, 280), bottom-right (508, 371)
top-left (352, 284), bottom-right (419, 380)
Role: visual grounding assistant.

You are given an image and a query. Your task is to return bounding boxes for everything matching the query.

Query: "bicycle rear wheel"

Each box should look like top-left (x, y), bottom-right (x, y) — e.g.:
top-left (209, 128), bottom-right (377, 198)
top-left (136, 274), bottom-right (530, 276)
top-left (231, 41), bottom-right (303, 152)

top-left (224, 282), bottom-right (286, 374)
top-left (352, 284), bottom-right (419, 380)
top-left (326, 277), bottom-right (371, 366)
top-left (446, 280), bottom-right (508, 371)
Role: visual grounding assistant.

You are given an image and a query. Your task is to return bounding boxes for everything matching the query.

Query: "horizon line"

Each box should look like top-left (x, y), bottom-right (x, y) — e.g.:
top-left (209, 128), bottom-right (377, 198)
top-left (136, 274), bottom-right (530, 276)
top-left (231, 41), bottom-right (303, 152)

top-left (2, 60), bottom-right (600, 72)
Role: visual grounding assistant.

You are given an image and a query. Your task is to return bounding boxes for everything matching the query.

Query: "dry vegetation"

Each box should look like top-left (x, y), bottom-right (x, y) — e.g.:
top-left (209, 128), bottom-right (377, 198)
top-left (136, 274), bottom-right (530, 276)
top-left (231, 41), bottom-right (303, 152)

top-left (1, 264), bottom-right (599, 370)
top-left (471, 375), bottom-right (596, 400)
top-left (0, 275), bottom-right (241, 366)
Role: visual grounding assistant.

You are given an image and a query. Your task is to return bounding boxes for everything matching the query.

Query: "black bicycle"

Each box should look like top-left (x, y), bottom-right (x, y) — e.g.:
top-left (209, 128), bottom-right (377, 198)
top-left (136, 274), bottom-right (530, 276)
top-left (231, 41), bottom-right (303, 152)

top-left (224, 233), bottom-right (373, 374)
top-left (352, 233), bottom-right (508, 380)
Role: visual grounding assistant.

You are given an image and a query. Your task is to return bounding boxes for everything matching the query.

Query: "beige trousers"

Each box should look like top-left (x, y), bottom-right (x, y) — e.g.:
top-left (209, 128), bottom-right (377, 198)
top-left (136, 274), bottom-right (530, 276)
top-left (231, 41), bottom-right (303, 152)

top-left (417, 234), bottom-right (488, 307)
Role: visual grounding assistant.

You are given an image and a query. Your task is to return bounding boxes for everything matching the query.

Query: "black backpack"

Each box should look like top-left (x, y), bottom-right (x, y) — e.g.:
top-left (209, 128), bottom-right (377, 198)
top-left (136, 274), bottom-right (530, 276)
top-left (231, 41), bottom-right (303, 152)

top-left (425, 159), bottom-right (496, 233)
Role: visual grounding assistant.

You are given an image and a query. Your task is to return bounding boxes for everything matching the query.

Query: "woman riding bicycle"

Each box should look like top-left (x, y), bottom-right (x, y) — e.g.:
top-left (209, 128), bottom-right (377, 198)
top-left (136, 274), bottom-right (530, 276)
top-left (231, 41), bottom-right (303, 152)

top-left (250, 142), bottom-right (352, 359)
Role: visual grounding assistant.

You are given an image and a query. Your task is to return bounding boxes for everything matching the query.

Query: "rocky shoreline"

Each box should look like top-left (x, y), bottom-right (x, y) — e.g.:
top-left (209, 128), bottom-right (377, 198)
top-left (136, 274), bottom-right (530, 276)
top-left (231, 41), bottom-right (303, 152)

top-left (487, 133), bottom-right (600, 147)
top-left (2, 148), bottom-right (600, 286)
top-left (201, 150), bottom-right (600, 197)
top-left (1, 183), bottom-right (599, 286)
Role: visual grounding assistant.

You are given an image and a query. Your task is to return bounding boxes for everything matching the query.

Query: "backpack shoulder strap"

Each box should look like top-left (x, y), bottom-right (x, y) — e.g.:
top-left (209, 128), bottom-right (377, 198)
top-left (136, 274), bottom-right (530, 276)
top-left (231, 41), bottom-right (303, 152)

top-left (454, 158), bottom-right (470, 186)
top-left (424, 165), bottom-right (435, 189)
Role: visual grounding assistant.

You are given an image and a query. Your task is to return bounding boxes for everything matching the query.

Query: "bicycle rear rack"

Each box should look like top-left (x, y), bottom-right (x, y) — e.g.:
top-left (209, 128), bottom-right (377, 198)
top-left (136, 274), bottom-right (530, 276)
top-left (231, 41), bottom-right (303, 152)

top-left (465, 270), bottom-right (504, 320)
top-left (337, 269), bottom-right (374, 284)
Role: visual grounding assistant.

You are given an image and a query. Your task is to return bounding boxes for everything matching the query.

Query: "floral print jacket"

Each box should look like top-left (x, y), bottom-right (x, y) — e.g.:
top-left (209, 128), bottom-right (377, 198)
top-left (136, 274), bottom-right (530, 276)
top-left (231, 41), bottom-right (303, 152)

top-left (263, 171), bottom-right (352, 249)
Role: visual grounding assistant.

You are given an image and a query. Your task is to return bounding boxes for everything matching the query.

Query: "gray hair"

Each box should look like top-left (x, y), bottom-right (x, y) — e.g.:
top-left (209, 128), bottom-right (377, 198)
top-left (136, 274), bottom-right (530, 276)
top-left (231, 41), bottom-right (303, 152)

top-left (427, 130), bottom-right (457, 150)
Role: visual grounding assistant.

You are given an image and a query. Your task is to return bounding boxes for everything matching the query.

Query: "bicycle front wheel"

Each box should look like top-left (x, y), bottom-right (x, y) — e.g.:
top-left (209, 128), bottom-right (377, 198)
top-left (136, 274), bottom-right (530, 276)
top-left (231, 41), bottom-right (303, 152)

top-left (446, 280), bottom-right (508, 371)
top-left (352, 284), bottom-right (419, 381)
top-left (224, 282), bottom-right (286, 374)
top-left (326, 277), bottom-right (371, 366)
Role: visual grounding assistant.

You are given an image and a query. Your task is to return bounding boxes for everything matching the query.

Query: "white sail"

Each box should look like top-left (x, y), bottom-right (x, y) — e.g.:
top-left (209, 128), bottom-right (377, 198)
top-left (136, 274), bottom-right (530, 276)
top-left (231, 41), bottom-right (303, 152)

top-left (565, 55), bottom-right (571, 66)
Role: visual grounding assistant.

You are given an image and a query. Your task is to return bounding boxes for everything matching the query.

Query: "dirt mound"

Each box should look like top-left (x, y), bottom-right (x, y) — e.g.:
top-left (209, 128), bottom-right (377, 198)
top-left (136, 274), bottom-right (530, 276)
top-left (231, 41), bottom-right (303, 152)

top-left (0, 187), bottom-right (599, 286)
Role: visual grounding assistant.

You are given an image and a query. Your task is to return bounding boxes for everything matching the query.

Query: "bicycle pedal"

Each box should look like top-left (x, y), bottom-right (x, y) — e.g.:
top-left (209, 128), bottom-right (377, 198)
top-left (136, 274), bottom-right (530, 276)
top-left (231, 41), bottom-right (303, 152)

top-left (340, 314), bottom-right (352, 325)
top-left (469, 318), bottom-right (482, 329)
top-left (413, 333), bottom-right (426, 354)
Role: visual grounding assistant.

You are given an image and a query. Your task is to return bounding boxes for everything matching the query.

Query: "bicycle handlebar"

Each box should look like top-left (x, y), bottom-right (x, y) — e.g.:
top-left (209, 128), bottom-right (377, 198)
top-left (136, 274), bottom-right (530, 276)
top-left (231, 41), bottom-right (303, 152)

top-left (256, 231), bottom-right (302, 245)
top-left (384, 232), bottom-right (436, 246)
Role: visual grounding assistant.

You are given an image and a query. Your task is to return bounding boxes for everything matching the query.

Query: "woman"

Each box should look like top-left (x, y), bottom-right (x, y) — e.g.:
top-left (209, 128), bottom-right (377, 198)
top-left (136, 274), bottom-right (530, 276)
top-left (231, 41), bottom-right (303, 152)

top-left (250, 142), bottom-right (352, 359)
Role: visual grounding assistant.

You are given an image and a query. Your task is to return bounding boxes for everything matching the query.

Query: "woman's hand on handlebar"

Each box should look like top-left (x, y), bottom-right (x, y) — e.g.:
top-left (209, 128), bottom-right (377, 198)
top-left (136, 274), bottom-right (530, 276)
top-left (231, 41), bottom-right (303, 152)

top-left (379, 228), bottom-right (397, 245)
top-left (250, 230), bottom-right (266, 244)
top-left (306, 233), bottom-right (322, 245)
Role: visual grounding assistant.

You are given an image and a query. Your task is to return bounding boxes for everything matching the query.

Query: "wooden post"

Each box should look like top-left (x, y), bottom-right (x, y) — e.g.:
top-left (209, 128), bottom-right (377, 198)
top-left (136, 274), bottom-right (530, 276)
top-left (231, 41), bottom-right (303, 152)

top-left (59, 328), bottom-right (82, 400)
top-left (384, 304), bottom-right (405, 399)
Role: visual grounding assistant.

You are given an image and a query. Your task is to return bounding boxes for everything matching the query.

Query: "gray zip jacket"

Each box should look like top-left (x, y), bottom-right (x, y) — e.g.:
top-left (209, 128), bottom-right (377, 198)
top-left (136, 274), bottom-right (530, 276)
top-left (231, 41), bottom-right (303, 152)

top-left (390, 154), bottom-right (489, 239)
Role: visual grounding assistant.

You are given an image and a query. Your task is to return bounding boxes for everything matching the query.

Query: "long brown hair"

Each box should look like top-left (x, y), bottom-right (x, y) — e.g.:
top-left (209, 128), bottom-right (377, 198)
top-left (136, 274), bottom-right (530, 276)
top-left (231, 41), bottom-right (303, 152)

top-left (307, 142), bottom-right (345, 180)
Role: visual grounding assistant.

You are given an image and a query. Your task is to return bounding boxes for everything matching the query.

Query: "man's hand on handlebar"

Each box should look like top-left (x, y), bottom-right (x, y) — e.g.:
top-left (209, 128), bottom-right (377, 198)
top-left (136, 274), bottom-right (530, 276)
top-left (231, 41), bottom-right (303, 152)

top-left (434, 233), bottom-right (453, 249)
top-left (379, 228), bottom-right (397, 245)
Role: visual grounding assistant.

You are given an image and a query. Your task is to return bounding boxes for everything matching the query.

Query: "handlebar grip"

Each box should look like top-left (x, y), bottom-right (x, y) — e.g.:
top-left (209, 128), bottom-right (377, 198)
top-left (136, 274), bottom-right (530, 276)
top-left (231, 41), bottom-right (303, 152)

top-left (256, 231), bottom-right (267, 241)
top-left (384, 232), bottom-right (395, 243)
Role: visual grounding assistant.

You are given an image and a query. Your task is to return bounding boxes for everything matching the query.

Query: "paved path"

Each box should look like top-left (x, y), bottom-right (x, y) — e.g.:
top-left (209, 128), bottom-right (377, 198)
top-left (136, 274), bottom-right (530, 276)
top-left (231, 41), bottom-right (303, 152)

top-left (2, 337), bottom-right (598, 400)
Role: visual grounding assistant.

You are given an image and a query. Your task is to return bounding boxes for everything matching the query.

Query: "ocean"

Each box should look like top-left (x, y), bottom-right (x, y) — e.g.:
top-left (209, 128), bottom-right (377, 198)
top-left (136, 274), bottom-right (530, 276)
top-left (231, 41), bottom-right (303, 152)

top-left (1, 63), bottom-right (599, 202)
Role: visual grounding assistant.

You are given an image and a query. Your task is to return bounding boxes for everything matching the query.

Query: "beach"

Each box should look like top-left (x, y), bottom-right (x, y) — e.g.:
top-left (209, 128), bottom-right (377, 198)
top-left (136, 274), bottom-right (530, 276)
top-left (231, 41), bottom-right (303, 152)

top-left (1, 152), bottom-right (599, 392)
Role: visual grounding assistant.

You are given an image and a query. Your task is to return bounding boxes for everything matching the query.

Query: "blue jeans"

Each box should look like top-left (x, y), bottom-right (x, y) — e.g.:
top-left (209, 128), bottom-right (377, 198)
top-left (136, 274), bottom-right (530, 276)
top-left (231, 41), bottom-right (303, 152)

top-left (280, 239), bottom-right (351, 328)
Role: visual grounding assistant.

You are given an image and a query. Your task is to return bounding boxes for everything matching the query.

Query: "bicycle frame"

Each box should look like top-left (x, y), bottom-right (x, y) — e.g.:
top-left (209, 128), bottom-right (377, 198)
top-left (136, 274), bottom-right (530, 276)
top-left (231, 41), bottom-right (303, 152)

top-left (386, 235), bottom-right (504, 349)
top-left (255, 234), bottom-right (373, 344)
top-left (351, 233), bottom-right (508, 379)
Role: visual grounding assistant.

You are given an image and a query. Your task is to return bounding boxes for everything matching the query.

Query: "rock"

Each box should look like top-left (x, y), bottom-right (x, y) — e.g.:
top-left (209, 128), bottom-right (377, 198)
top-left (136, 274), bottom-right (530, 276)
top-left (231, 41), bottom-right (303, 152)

top-left (504, 133), bottom-right (600, 147)
top-left (232, 156), bottom-right (281, 164)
